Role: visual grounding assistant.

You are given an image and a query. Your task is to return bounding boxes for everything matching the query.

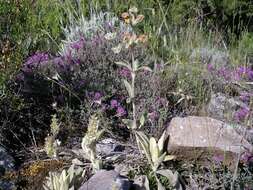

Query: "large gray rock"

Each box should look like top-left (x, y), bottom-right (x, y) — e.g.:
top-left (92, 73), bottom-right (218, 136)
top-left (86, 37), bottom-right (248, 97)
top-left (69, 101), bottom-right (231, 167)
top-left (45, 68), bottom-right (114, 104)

top-left (79, 170), bottom-right (130, 190)
top-left (0, 180), bottom-right (15, 190)
top-left (0, 146), bottom-right (15, 190)
top-left (190, 48), bottom-right (229, 68)
top-left (166, 116), bottom-right (253, 154)
top-left (206, 93), bottom-right (246, 121)
top-left (0, 146), bottom-right (14, 176)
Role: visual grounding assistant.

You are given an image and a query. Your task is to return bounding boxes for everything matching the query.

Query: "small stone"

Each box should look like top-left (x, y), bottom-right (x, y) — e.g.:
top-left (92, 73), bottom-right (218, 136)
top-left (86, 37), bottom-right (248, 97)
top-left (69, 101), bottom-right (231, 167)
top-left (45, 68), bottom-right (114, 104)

top-left (0, 146), bottom-right (14, 176)
top-left (79, 170), bottom-right (131, 190)
top-left (0, 146), bottom-right (15, 190)
top-left (206, 93), bottom-right (247, 122)
top-left (96, 138), bottom-right (125, 156)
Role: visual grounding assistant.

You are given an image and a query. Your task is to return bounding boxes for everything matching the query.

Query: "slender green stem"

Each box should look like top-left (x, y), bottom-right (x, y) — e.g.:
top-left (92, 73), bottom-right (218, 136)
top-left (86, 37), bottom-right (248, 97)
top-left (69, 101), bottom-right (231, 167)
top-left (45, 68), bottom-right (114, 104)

top-left (132, 71), bottom-right (137, 129)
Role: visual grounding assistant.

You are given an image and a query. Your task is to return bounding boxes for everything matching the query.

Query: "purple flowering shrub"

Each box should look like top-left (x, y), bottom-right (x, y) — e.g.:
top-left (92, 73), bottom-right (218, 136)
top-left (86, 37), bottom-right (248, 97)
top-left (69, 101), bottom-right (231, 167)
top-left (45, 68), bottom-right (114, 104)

top-left (206, 64), bottom-right (253, 123)
top-left (207, 64), bottom-right (253, 82)
top-left (11, 11), bottom-right (170, 141)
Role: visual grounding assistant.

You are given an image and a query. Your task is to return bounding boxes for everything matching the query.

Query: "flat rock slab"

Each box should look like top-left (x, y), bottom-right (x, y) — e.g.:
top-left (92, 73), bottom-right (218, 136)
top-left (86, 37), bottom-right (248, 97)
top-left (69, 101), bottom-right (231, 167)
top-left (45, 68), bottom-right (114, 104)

top-left (166, 116), bottom-right (253, 154)
top-left (79, 170), bottom-right (130, 190)
top-left (0, 147), bottom-right (14, 176)
top-left (0, 146), bottom-right (15, 190)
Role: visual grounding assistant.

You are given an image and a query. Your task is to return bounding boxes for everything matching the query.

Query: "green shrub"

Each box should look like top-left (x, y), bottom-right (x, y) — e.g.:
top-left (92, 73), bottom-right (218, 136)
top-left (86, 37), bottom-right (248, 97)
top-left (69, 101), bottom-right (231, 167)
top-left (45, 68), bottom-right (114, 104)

top-left (170, 0), bottom-right (253, 34)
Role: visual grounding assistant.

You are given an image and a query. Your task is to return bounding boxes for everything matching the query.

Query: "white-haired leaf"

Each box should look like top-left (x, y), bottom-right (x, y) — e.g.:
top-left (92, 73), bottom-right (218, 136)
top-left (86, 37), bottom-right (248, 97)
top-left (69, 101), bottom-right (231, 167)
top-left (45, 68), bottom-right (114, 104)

top-left (157, 131), bottom-right (166, 152)
top-left (139, 114), bottom-right (145, 128)
top-left (149, 137), bottom-right (159, 164)
top-left (115, 61), bottom-right (132, 71)
top-left (156, 169), bottom-right (178, 187)
top-left (164, 155), bottom-right (176, 162)
top-left (111, 43), bottom-right (122, 54)
top-left (138, 66), bottom-right (152, 72)
top-left (104, 32), bottom-right (116, 40)
top-left (123, 79), bottom-right (134, 98)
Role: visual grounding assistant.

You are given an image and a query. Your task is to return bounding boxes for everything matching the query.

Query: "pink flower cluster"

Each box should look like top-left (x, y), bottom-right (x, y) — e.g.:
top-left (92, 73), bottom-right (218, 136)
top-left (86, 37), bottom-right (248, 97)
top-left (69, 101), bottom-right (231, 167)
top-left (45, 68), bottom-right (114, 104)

top-left (207, 64), bottom-right (253, 82)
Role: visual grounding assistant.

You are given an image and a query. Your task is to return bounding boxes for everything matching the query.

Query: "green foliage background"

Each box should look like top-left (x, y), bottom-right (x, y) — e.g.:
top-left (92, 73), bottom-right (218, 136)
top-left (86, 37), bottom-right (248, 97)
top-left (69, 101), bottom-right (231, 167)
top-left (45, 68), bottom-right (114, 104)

top-left (0, 0), bottom-right (252, 90)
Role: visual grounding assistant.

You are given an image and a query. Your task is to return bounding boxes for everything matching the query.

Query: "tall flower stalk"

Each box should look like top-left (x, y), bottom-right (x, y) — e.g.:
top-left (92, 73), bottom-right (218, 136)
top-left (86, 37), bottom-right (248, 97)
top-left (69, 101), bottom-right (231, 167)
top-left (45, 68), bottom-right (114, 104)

top-left (116, 56), bottom-right (151, 131)
top-left (111, 6), bottom-right (149, 131)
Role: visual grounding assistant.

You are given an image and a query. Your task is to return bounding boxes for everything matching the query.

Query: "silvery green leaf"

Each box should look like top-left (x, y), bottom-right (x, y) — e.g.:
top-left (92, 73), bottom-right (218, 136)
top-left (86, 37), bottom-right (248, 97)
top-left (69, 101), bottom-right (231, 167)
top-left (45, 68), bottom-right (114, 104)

top-left (138, 66), bottom-right (152, 72)
top-left (157, 131), bottom-right (166, 152)
top-left (143, 175), bottom-right (150, 190)
top-left (149, 137), bottom-right (159, 163)
top-left (96, 129), bottom-right (105, 140)
top-left (157, 180), bottom-right (166, 190)
top-left (81, 169), bottom-right (86, 177)
top-left (164, 155), bottom-right (176, 162)
top-left (67, 165), bottom-right (75, 182)
top-left (111, 43), bottom-right (122, 54)
top-left (132, 59), bottom-right (139, 72)
top-left (123, 79), bottom-right (134, 98)
top-left (122, 119), bottom-right (134, 129)
top-left (71, 158), bottom-right (84, 166)
top-left (75, 166), bottom-right (84, 176)
top-left (52, 72), bottom-right (60, 80)
top-left (135, 131), bottom-right (149, 145)
top-left (153, 152), bottom-right (166, 171)
top-left (126, 97), bottom-right (131, 104)
top-left (139, 114), bottom-right (145, 128)
top-left (156, 169), bottom-right (178, 187)
top-left (115, 61), bottom-right (132, 71)
top-left (135, 132), bottom-right (152, 165)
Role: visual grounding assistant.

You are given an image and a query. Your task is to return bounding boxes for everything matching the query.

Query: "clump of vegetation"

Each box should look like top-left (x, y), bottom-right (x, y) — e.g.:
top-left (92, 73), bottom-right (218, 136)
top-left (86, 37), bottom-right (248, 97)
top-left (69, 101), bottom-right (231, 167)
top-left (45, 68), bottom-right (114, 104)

top-left (43, 164), bottom-right (85, 190)
top-left (44, 115), bottom-right (60, 158)
top-left (81, 115), bottom-right (104, 172)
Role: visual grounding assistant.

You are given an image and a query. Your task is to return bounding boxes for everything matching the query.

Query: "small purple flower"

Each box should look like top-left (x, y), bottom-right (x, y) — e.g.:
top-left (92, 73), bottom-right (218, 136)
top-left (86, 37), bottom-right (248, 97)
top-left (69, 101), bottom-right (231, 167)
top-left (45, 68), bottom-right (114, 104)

top-left (110, 99), bottom-right (119, 109)
top-left (218, 67), bottom-right (230, 80)
top-left (53, 56), bottom-right (64, 65)
top-left (94, 92), bottom-right (102, 101)
top-left (234, 107), bottom-right (250, 121)
top-left (65, 48), bottom-right (72, 61)
top-left (240, 152), bottom-right (253, 164)
top-left (15, 73), bottom-right (24, 82)
top-left (70, 38), bottom-right (84, 50)
top-left (213, 154), bottom-right (224, 164)
top-left (119, 68), bottom-right (131, 79)
top-left (116, 106), bottom-right (126, 117)
top-left (92, 35), bottom-right (102, 45)
top-left (101, 103), bottom-right (109, 112)
top-left (105, 21), bottom-right (114, 30)
top-left (156, 63), bottom-right (164, 71)
top-left (247, 69), bottom-right (253, 80)
top-left (207, 64), bottom-right (214, 72)
top-left (156, 97), bottom-right (168, 107)
top-left (237, 66), bottom-right (247, 75)
top-left (231, 69), bottom-right (241, 81)
top-left (148, 111), bottom-right (159, 122)
top-left (239, 92), bottom-right (252, 102)
top-left (25, 52), bottom-right (49, 66)
top-left (73, 59), bottom-right (81, 65)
